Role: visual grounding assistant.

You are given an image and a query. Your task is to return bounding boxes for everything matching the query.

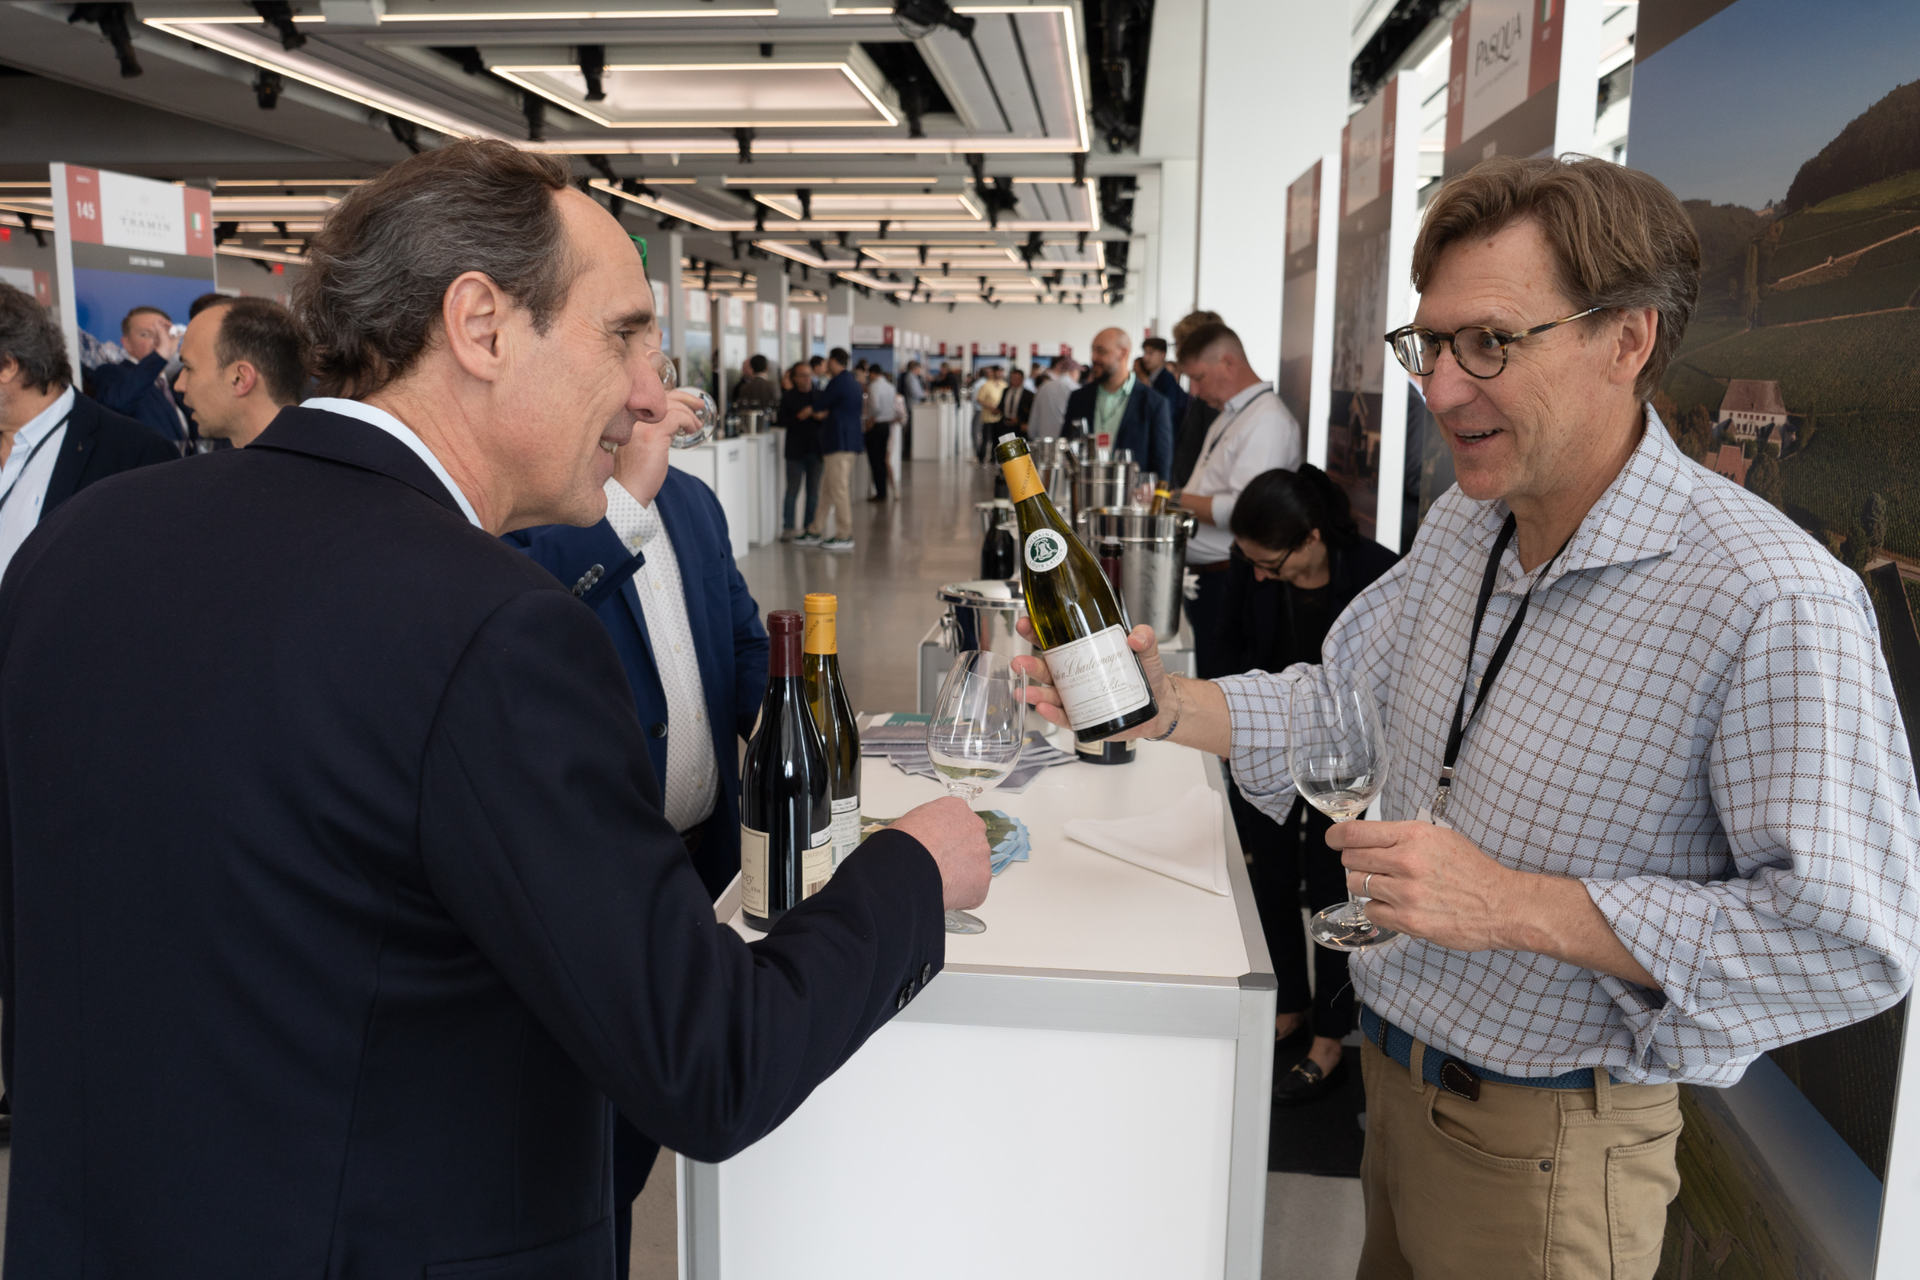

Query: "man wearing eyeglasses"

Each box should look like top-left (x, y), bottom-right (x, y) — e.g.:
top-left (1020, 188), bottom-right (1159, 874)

top-left (1019, 155), bottom-right (1920, 1280)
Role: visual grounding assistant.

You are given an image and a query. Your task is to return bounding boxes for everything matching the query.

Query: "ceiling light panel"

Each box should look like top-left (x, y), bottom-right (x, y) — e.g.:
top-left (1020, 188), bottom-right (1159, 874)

top-left (755, 191), bottom-right (980, 221)
top-left (486, 44), bottom-right (896, 129)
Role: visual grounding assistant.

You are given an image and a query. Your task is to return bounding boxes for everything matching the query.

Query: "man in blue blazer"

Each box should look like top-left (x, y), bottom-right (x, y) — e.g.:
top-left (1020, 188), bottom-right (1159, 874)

top-left (86, 306), bottom-right (189, 451)
top-left (0, 139), bottom-right (990, 1280)
top-left (508, 400), bottom-right (770, 1276)
top-left (1063, 326), bottom-right (1174, 478)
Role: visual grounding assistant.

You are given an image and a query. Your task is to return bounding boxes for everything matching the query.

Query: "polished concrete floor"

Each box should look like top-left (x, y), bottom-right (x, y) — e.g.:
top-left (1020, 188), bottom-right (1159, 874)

top-left (0, 455), bottom-right (1365, 1278)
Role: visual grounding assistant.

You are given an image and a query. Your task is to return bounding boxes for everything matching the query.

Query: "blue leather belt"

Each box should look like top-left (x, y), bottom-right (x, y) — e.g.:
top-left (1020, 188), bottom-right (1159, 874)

top-left (1361, 1006), bottom-right (1617, 1098)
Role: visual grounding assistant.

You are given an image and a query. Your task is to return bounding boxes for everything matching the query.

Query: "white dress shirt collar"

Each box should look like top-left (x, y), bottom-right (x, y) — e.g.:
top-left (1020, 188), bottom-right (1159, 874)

top-left (300, 397), bottom-right (484, 530)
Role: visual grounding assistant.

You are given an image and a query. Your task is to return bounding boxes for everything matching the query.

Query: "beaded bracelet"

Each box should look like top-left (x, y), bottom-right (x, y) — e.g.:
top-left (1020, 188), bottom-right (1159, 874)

top-left (1146, 675), bottom-right (1185, 742)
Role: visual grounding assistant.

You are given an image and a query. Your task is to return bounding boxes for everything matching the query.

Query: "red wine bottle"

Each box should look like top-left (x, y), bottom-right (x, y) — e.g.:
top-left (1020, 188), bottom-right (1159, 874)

top-left (741, 610), bottom-right (833, 930)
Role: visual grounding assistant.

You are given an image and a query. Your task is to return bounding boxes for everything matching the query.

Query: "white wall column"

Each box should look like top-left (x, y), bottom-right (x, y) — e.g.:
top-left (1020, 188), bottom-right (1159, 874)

top-left (1157, 160), bottom-right (1198, 331)
top-left (1195, 0), bottom-right (1347, 378)
top-left (664, 230), bottom-right (687, 376)
top-left (824, 282), bottom-right (854, 355)
top-left (755, 264), bottom-right (789, 367)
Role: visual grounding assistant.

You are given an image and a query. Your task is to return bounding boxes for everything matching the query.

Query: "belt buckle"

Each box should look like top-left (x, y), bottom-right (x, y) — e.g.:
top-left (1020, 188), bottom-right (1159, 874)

top-left (1438, 1056), bottom-right (1481, 1102)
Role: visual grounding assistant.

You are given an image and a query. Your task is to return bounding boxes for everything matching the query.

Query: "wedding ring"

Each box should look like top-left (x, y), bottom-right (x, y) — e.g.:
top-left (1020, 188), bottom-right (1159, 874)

top-left (1362, 873), bottom-right (1374, 896)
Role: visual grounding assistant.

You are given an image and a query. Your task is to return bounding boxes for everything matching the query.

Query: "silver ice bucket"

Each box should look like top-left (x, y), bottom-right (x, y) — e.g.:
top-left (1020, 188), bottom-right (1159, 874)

top-left (1081, 507), bottom-right (1196, 641)
top-left (1027, 437), bottom-right (1077, 521)
top-left (936, 579), bottom-right (1032, 659)
top-left (1072, 461), bottom-right (1138, 537)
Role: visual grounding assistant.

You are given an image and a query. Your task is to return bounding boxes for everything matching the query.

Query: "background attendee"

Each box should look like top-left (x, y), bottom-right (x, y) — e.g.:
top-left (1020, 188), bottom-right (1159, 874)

top-left (1140, 335), bottom-right (1189, 423)
top-left (507, 370), bottom-right (770, 1275)
top-left (1221, 465), bottom-right (1397, 1103)
top-left (1029, 356), bottom-right (1077, 439)
top-left (972, 364), bottom-right (1005, 463)
top-left (1167, 310), bottom-right (1224, 486)
top-left (0, 139), bottom-right (989, 1279)
top-left (808, 354), bottom-right (826, 380)
top-left (862, 366), bottom-right (898, 502)
top-left (1064, 327), bottom-right (1173, 478)
top-left (0, 283), bottom-right (175, 583)
top-left (899, 359), bottom-right (927, 455)
top-left (998, 367), bottom-right (1032, 440)
top-left (172, 297), bottom-right (306, 448)
top-left (778, 360), bottom-right (821, 540)
top-left (90, 305), bottom-right (189, 451)
top-left (732, 353), bottom-right (779, 413)
top-left (1172, 322), bottom-right (1301, 678)
top-left (805, 347), bottom-right (863, 551)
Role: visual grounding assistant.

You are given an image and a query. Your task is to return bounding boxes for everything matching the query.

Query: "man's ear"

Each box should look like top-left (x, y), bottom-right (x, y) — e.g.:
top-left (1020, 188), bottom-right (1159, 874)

top-left (230, 360), bottom-right (260, 399)
top-left (441, 271), bottom-right (512, 384)
top-left (1611, 306), bottom-right (1659, 390)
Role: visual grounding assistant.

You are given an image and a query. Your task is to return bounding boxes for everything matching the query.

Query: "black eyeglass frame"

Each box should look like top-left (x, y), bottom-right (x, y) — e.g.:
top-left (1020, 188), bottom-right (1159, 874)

top-left (1230, 540), bottom-right (1305, 576)
top-left (1384, 305), bottom-right (1605, 380)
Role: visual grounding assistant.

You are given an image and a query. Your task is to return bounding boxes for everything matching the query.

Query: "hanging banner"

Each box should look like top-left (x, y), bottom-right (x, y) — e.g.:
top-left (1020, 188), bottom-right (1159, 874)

top-left (1281, 153), bottom-right (1340, 470)
top-left (50, 164), bottom-right (215, 382)
top-left (1443, 0), bottom-right (1604, 179)
top-left (1328, 72), bottom-right (1421, 549)
top-left (1629, 2), bottom-right (1920, 1275)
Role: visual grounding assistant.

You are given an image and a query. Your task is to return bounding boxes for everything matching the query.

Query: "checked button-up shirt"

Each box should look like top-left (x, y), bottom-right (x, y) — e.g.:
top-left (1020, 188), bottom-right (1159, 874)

top-left (1219, 413), bottom-right (1920, 1087)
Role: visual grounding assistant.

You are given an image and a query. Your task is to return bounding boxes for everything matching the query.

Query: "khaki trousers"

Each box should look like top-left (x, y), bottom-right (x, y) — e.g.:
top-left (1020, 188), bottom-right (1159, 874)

top-left (809, 450), bottom-right (859, 538)
top-left (1358, 1037), bottom-right (1681, 1280)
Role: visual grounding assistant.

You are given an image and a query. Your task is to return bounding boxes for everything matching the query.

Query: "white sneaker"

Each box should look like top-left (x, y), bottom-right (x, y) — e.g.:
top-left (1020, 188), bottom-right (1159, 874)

top-left (821, 537), bottom-right (855, 552)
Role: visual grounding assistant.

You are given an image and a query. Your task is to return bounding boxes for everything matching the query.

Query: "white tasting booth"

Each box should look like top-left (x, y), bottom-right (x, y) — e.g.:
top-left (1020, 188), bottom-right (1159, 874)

top-left (668, 438), bottom-right (751, 559)
top-left (679, 739), bottom-right (1277, 1279)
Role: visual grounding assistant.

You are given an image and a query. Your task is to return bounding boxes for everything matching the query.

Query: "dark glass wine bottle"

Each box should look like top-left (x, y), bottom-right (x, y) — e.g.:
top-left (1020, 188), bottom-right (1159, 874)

top-left (994, 434), bottom-right (1158, 743)
top-left (802, 593), bottom-right (862, 872)
top-left (741, 610), bottom-right (833, 930)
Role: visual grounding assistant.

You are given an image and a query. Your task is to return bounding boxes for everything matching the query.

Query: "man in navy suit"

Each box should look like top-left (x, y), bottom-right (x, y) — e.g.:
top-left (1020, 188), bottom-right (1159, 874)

top-left (508, 384), bottom-right (771, 1277)
top-left (1063, 326), bottom-right (1174, 478)
top-left (86, 306), bottom-right (189, 451)
top-left (0, 139), bottom-right (990, 1279)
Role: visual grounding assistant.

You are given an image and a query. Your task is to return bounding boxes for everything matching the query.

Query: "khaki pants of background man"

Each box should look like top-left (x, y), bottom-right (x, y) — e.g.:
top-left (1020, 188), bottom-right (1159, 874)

top-left (809, 450), bottom-right (859, 539)
top-left (1357, 1037), bottom-right (1682, 1280)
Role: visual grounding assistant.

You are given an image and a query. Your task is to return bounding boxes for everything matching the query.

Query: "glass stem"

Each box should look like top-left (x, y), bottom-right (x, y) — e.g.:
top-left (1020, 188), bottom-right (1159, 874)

top-left (1333, 815), bottom-right (1368, 915)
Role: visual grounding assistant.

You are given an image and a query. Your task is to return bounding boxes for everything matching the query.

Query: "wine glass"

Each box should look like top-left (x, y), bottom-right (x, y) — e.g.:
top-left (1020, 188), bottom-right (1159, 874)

top-left (926, 650), bottom-right (1027, 935)
top-left (647, 349), bottom-right (720, 449)
top-left (1289, 665), bottom-right (1398, 952)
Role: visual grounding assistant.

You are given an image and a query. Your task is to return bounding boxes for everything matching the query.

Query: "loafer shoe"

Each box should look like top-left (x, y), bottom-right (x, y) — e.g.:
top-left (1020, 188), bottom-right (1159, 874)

top-left (1272, 1055), bottom-right (1346, 1107)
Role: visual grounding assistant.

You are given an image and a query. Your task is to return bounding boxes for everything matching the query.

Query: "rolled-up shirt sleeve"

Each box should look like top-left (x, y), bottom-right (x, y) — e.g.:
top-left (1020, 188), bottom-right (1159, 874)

top-left (1586, 588), bottom-right (1920, 1077)
top-left (1217, 555), bottom-right (1414, 822)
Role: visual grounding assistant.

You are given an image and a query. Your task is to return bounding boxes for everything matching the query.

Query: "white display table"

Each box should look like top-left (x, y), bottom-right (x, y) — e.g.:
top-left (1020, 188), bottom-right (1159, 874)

top-left (679, 740), bottom-right (1277, 1279)
top-left (668, 439), bottom-right (751, 559)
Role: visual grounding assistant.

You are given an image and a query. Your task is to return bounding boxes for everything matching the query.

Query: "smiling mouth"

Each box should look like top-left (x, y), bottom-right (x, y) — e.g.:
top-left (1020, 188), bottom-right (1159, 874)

top-left (1451, 425), bottom-right (1501, 445)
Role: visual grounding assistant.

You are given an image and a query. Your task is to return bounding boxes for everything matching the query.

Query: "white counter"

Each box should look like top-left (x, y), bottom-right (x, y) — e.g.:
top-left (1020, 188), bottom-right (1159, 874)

top-left (680, 740), bottom-right (1276, 1279)
top-left (668, 438), bottom-right (751, 559)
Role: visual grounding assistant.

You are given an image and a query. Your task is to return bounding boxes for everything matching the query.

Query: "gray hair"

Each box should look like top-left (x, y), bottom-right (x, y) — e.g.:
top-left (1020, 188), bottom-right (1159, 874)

top-left (294, 140), bottom-right (578, 399)
top-left (0, 283), bottom-right (71, 393)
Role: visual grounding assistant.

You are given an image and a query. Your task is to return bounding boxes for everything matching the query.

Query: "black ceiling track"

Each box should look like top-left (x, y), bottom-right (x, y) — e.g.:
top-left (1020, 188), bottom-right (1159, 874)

top-left (1082, 0), bottom-right (1152, 153)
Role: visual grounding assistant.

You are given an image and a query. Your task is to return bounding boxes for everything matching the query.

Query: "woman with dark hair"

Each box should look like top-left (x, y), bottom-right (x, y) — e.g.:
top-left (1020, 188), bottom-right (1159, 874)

top-left (1224, 464), bottom-right (1398, 1104)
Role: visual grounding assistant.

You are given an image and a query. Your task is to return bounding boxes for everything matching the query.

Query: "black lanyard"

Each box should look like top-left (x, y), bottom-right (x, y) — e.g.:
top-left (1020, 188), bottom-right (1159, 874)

top-left (0, 410), bottom-right (72, 515)
top-left (1192, 387), bottom-right (1274, 478)
top-left (1430, 513), bottom-right (1572, 820)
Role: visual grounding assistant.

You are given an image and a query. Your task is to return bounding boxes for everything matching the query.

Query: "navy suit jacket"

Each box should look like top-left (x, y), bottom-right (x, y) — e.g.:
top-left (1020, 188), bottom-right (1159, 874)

top-left (505, 468), bottom-right (769, 900)
top-left (818, 369), bottom-right (865, 453)
top-left (38, 391), bottom-right (178, 521)
top-left (1063, 378), bottom-right (1175, 478)
top-left (1151, 366), bottom-right (1191, 425)
top-left (0, 407), bottom-right (944, 1279)
top-left (86, 353), bottom-right (186, 448)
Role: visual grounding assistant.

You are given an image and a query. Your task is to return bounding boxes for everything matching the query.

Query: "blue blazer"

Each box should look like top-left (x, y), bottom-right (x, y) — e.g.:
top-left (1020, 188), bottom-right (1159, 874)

top-left (87, 353), bottom-right (186, 448)
top-left (506, 468), bottom-right (769, 900)
top-left (1063, 378), bottom-right (1175, 479)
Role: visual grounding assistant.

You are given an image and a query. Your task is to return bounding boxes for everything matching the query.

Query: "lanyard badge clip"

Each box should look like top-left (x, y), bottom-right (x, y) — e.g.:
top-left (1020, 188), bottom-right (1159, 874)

top-left (1429, 766), bottom-right (1455, 821)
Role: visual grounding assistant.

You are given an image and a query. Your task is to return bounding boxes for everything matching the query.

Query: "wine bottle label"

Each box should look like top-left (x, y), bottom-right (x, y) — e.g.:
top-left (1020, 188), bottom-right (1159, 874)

top-left (830, 796), bottom-right (861, 868)
top-left (1024, 528), bottom-right (1068, 572)
top-left (1002, 453), bottom-right (1046, 503)
top-left (741, 825), bottom-right (769, 918)
top-left (1045, 625), bottom-right (1152, 730)
top-left (804, 830), bottom-right (834, 899)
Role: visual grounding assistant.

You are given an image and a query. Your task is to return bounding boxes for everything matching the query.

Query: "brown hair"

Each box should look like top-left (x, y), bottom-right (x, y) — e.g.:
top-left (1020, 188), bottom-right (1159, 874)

top-left (1176, 321), bottom-right (1244, 366)
top-left (211, 297), bottom-right (308, 406)
top-left (1170, 310), bottom-right (1223, 345)
top-left (1411, 155), bottom-right (1700, 399)
top-left (294, 140), bottom-right (577, 398)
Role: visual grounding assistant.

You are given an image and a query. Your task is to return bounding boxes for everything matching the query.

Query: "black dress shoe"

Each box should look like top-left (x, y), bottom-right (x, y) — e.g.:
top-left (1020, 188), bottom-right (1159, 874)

top-left (1272, 1054), bottom-right (1346, 1106)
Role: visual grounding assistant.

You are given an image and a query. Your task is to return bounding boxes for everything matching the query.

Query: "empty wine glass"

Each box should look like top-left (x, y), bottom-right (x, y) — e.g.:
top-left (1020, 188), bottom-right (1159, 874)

top-left (647, 349), bottom-right (719, 449)
top-left (926, 650), bottom-right (1027, 935)
top-left (1289, 665), bottom-right (1397, 952)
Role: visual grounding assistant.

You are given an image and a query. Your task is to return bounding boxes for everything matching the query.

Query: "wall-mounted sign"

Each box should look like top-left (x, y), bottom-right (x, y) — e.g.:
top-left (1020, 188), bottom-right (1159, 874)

top-left (1281, 153), bottom-right (1340, 470)
top-left (1443, 0), bottom-right (1604, 179)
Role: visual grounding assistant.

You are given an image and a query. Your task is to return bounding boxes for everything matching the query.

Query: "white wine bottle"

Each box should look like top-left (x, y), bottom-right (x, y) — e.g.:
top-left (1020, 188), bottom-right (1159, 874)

top-left (741, 610), bottom-right (833, 930)
top-left (995, 434), bottom-right (1158, 742)
top-left (802, 593), bottom-right (862, 871)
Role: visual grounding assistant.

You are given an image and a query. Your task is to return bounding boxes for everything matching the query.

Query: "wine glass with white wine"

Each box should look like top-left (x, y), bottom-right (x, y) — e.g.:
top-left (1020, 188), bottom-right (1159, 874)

top-left (926, 650), bottom-right (1027, 935)
top-left (1288, 665), bottom-right (1397, 951)
top-left (646, 349), bottom-right (720, 450)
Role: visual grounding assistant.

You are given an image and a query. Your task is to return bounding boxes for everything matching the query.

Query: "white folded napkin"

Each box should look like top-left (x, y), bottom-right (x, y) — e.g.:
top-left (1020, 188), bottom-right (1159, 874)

top-left (1063, 782), bottom-right (1230, 896)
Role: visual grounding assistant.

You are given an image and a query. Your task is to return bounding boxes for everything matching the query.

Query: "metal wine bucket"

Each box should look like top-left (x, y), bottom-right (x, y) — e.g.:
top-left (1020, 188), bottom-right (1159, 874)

top-left (1081, 507), bottom-right (1196, 641)
top-left (1027, 437), bottom-right (1078, 521)
top-left (1072, 461), bottom-right (1138, 537)
top-left (936, 579), bottom-right (1032, 659)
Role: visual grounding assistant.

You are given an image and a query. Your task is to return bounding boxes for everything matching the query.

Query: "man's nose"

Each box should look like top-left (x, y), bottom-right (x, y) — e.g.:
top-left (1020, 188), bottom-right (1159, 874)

top-left (1420, 345), bottom-right (1478, 415)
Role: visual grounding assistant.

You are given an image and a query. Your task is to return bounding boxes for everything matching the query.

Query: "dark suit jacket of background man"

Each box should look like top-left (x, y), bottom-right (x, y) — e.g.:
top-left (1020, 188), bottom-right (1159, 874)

top-left (506, 466), bottom-right (769, 900)
top-left (86, 352), bottom-right (187, 450)
top-left (999, 384), bottom-right (1033, 436)
top-left (38, 392), bottom-right (179, 521)
top-left (1063, 377), bottom-right (1175, 479)
top-left (0, 406), bottom-right (945, 1279)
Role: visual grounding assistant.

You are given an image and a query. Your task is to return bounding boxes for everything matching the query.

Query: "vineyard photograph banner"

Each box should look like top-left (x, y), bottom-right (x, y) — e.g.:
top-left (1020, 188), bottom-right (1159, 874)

top-left (1631, 0), bottom-right (1920, 1272)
